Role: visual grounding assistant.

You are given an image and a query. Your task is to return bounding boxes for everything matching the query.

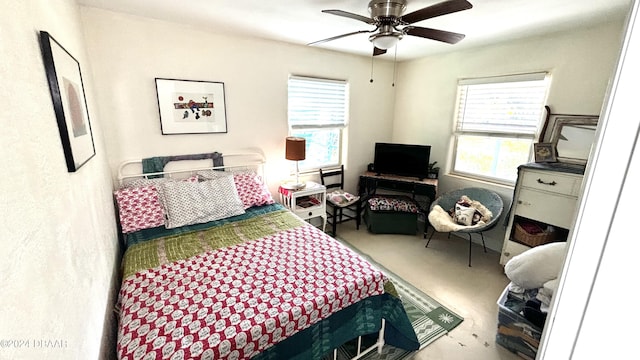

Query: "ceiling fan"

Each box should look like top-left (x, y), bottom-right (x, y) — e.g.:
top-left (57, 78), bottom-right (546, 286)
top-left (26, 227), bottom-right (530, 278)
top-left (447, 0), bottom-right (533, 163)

top-left (308, 0), bottom-right (473, 56)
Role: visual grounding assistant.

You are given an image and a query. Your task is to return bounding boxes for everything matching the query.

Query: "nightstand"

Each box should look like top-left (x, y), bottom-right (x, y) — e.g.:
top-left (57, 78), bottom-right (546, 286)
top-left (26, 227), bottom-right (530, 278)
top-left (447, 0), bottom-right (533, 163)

top-left (279, 181), bottom-right (327, 231)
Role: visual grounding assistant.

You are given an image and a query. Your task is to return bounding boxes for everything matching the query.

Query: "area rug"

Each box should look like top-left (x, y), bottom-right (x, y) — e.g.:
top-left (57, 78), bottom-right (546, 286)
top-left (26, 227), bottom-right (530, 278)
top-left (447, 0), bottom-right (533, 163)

top-left (332, 238), bottom-right (464, 359)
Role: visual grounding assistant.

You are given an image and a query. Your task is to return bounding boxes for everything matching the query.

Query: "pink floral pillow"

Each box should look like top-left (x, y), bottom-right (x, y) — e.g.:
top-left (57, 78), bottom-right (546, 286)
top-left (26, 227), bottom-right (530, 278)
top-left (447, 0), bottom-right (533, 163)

top-left (114, 175), bottom-right (198, 233)
top-left (114, 185), bottom-right (164, 233)
top-left (232, 171), bottom-right (275, 209)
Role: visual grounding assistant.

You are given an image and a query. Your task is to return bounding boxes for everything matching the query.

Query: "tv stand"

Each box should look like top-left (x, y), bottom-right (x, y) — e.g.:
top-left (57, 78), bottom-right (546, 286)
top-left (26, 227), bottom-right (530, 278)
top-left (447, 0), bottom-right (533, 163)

top-left (358, 171), bottom-right (438, 213)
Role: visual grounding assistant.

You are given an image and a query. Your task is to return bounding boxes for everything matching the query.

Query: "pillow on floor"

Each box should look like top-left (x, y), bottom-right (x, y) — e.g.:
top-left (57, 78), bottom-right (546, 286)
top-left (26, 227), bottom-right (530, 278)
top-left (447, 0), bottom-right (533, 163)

top-left (504, 242), bottom-right (567, 289)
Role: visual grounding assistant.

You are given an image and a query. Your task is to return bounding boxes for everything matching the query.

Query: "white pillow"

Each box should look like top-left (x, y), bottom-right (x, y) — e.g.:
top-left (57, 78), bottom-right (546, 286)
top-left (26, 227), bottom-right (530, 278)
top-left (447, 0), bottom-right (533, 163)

top-left (119, 175), bottom-right (198, 189)
top-left (454, 203), bottom-right (476, 226)
top-left (198, 169), bottom-right (275, 209)
top-left (504, 242), bottom-right (567, 289)
top-left (158, 173), bottom-right (245, 229)
top-left (196, 169), bottom-right (226, 179)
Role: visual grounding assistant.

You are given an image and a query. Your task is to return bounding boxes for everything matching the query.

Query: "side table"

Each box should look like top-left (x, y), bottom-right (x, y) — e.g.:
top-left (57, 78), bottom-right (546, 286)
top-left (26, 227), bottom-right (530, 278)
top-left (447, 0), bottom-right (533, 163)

top-left (278, 181), bottom-right (327, 232)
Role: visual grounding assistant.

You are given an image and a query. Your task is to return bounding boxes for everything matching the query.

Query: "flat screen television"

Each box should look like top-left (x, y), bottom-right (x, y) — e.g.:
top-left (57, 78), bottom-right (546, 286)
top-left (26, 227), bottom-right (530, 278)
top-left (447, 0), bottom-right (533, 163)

top-left (373, 142), bottom-right (431, 180)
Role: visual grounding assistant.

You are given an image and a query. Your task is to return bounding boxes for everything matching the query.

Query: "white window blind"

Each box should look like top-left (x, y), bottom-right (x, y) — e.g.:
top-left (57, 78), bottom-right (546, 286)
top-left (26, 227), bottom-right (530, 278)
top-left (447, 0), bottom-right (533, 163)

top-left (288, 76), bottom-right (348, 129)
top-left (455, 72), bottom-right (549, 135)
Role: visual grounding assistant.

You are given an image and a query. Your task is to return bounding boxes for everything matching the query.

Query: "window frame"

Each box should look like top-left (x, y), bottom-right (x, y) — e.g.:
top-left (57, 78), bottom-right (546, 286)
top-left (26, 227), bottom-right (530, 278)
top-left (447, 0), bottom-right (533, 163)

top-left (450, 72), bottom-right (551, 184)
top-left (287, 75), bottom-right (349, 172)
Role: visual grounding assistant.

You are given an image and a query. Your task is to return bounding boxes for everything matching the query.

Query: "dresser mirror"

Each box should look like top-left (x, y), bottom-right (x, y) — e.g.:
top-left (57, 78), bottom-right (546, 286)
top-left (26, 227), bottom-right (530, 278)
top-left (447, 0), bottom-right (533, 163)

top-left (549, 115), bottom-right (599, 165)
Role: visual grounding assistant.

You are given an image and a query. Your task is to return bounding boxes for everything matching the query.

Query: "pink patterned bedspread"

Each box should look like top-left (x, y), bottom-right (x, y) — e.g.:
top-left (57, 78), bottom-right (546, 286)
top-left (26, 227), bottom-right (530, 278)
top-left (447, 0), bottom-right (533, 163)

top-left (117, 224), bottom-right (386, 359)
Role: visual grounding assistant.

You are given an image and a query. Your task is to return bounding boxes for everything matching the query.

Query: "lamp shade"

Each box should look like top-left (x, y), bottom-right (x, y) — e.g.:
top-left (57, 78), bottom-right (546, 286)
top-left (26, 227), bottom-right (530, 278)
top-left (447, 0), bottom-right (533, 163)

top-left (285, 137), bottom-right (306, 161)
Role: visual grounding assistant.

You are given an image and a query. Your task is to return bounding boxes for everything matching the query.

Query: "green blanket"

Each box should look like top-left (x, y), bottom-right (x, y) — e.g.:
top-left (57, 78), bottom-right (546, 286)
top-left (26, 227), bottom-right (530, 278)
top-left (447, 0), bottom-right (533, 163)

top-left (123, 203), bottom-right (287, 249)
top-left (121, 206), bottom-right (301, 278)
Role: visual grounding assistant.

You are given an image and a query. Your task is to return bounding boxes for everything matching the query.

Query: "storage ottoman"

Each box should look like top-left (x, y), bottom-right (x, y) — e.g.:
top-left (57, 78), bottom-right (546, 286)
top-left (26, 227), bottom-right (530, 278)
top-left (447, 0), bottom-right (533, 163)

top-left (495, 286), bottom-right (543, 359)
top-left (363, 195), bottom-right (419, 235)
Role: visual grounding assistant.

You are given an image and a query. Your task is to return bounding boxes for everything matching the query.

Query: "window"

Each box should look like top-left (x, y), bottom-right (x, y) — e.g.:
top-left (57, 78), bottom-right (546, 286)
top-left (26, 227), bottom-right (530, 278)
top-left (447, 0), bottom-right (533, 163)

top-left (288, 76), bottom-right (348, 171)
top-left (452, 72), bottom-right (550, 183)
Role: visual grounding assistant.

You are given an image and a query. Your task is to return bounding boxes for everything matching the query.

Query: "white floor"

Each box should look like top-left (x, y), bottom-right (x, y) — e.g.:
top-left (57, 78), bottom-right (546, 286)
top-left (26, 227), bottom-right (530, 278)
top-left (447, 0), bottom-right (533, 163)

top-left (336, 221), bottom-right (522, 360)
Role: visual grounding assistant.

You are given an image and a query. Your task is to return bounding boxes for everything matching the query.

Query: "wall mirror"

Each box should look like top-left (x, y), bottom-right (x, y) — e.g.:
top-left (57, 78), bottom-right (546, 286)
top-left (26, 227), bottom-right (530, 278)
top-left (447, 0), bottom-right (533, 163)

top-left (548, 115), bottom-right (599, 165)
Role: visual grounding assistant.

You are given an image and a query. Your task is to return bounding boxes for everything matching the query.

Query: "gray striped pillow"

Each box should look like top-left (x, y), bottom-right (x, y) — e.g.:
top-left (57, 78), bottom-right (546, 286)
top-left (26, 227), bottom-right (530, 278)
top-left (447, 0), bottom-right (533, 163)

top-left (158, 173), bottom-right (245, 229)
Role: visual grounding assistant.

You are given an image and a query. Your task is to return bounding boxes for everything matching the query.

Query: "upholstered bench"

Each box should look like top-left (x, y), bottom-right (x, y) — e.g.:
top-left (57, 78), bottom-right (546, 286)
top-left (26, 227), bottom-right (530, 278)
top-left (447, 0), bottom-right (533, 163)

top-left (363, 195), bottom-right (420, 235)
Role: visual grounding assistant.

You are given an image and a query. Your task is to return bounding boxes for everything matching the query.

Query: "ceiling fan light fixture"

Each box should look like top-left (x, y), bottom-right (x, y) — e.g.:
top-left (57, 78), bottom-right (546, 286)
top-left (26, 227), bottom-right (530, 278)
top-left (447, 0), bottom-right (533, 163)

top-left (368, 0), bottom-right (407, 20)
top-left (369, 32), bottom-right (402, 49)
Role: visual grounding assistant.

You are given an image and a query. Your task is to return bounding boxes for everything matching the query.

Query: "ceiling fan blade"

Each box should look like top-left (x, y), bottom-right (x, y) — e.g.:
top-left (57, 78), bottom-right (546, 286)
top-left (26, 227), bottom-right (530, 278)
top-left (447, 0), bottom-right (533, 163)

top-left (322, 9), bottom-right (376, 25)
top-left (401, 0), bottom-right (472, 25)
top-left (373, 47), bottom-right (387, 56)
top-left (405, 26), bottom-right (466, 44)
top-left (307, 30), bottom-right (372, 46)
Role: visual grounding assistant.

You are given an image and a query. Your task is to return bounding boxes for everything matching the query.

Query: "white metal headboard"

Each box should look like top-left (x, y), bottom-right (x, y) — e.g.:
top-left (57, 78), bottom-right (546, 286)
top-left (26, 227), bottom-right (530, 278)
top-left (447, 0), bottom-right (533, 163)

top-left (117, 152), bottom-right (266, 186)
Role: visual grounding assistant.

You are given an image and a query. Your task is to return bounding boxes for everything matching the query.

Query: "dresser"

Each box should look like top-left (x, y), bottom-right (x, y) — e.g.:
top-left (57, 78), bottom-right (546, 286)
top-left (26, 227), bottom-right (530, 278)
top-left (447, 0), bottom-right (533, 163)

top-left (500, 163), bottom-right (585, 265)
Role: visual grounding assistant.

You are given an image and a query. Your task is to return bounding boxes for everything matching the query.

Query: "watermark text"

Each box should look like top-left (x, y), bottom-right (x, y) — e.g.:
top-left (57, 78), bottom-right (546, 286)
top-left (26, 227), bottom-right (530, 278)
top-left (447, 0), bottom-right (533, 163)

top-left (0, 339), bottom-right (68, 349)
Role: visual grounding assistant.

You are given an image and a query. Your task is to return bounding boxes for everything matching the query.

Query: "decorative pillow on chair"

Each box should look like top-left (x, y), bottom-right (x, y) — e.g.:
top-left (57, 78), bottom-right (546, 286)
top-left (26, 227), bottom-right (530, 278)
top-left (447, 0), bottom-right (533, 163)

top-left (158, 173), bottom-right (246, 229)
top-left (453, 203), bottom-right (477, 226)
top-left (327, 190), bottom-right (359, 207)
top-left (449, 196), bottom-right (485, 226)
top-left (198, 169), bottom-right (275, 209)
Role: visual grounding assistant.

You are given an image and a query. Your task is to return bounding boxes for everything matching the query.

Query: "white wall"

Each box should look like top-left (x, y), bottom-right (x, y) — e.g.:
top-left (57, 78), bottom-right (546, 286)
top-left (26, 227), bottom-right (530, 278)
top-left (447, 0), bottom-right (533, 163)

top-left (0, 0), bottom-right (119, 359)
top-left (393, 19), bottom-right (626, 251)
top-left (79, 7), bottom-right (398, 196)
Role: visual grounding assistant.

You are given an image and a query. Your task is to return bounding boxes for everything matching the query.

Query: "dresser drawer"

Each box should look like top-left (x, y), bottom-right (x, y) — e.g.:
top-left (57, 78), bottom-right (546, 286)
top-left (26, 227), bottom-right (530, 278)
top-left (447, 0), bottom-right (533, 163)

top-left (294, 206), bottom-right (325, 220)
top-left (520, 169), bottom-right (581, 196)
top-left (500, 240), bottom-right (532, 265)
top-left (514, 188), bottom-right (578, 229)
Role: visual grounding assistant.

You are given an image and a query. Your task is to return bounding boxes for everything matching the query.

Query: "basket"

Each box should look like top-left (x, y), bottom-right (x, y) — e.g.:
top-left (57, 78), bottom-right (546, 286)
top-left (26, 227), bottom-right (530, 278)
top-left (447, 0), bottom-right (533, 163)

top-left (513, 222), bottom-right (556, 247)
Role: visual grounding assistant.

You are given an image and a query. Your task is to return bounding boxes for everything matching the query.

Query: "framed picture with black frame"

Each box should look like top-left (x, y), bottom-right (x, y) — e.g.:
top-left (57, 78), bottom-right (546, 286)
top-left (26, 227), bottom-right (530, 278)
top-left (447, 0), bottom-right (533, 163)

top-left (155, 78), bottom-right (228, 135)
top-left (40, 31), bottom-right (95, 172)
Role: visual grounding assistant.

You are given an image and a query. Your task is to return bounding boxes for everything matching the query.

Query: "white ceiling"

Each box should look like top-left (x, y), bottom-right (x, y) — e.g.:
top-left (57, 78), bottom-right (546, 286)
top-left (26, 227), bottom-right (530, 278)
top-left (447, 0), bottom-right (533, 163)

top-left (76, 0), bottom-right (632, 61)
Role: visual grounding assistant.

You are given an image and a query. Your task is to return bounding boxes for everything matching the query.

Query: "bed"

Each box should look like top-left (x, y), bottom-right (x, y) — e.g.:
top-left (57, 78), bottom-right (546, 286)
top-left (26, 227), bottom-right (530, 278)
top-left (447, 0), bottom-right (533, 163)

top-left (113, 152), bottom-right (419, 360)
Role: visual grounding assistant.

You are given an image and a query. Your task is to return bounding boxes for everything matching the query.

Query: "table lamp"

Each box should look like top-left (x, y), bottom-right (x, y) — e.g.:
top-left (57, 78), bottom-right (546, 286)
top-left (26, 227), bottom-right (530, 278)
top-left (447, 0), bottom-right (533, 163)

top-left (284, 136), bottom-right (306, 190)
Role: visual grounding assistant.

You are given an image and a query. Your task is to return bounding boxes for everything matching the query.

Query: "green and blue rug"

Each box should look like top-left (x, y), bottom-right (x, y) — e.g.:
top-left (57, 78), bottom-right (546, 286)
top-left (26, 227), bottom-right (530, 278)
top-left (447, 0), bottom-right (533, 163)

top-left (334, 239), bottom-right (464, 359)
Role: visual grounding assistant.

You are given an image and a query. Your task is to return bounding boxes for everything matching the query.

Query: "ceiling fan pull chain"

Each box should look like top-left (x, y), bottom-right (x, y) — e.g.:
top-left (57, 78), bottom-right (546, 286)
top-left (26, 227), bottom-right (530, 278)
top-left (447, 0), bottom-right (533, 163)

top-left (392, 45), bottom-right (398, 87)
top-left (370, 54), bottom-right (375, 83)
